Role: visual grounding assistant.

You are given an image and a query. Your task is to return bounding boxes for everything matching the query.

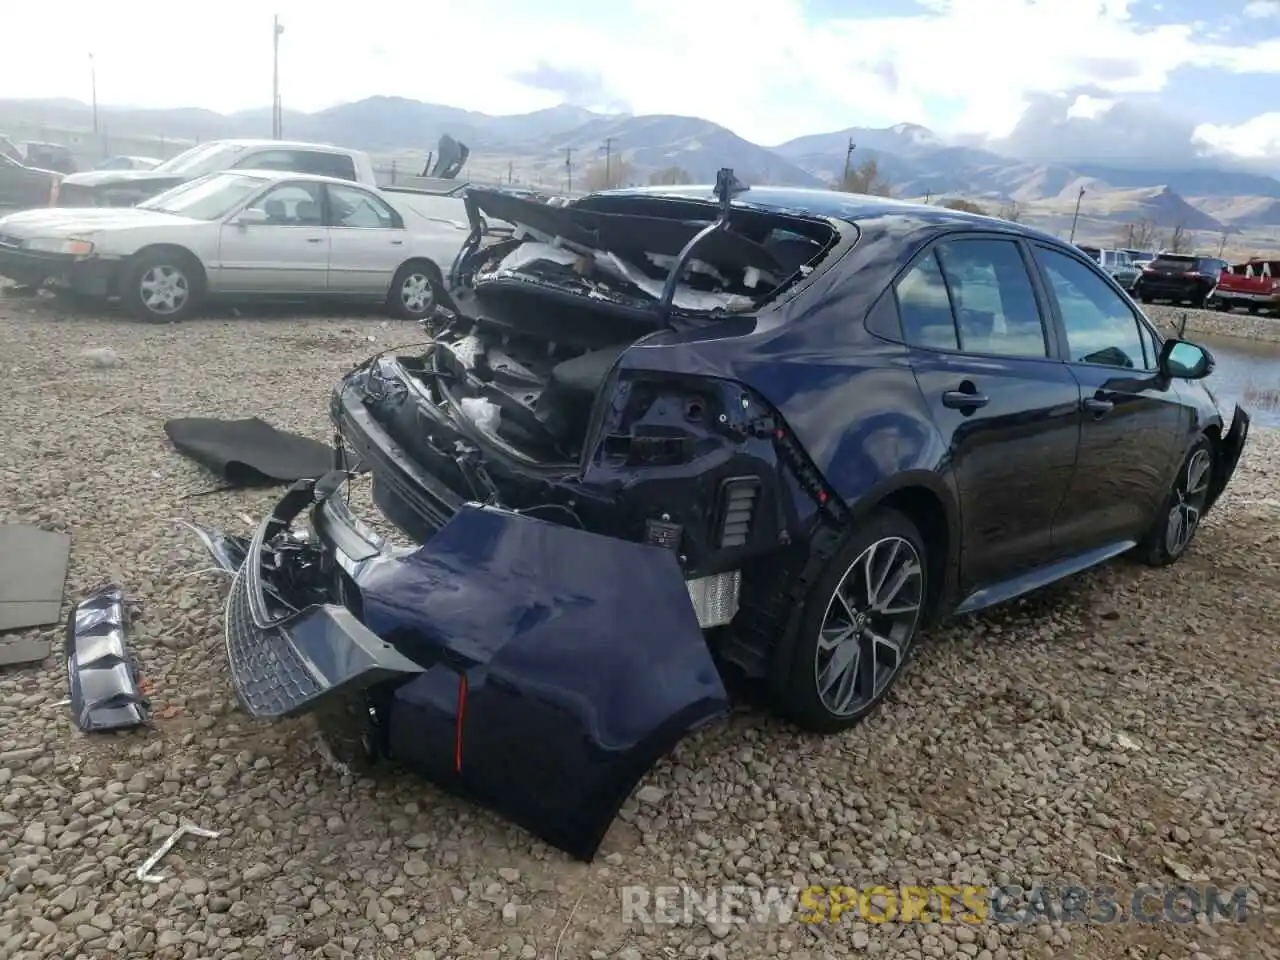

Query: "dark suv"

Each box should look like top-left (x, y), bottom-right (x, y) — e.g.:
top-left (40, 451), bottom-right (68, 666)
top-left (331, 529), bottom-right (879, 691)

top-left (1133, 253), bottom-right (1227, 306)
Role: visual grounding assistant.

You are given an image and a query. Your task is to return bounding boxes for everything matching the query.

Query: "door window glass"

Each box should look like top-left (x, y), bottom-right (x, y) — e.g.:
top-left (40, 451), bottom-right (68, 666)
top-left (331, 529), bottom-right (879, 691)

top-left (327, 183), bottom-right (399, 229)
top-left (1037, 247), bottom-right (1148, 369)
top-left (895, 250), bottom-right (958, 351)
top-left (242, 182), bottom-right (324, 226)
top-left (935, 239), bottom-right (1048, 358)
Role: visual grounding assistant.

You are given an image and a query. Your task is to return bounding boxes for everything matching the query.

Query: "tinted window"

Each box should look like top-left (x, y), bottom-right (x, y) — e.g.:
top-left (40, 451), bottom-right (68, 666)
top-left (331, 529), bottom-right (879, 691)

top-left (300, 151), bottom-right (358, 181)
top-left (1150, 255), bottom-right (1197, 271)
top-left (243, 181), bottom-right (324, 226)
top-left (935, 239), bottom-right (1048, 358)
top-left (1037, 247), bottom-right (1148, 369)
top-left (234, 150), bottom-right (356, 180)
top-left (328, 183), bottom-right (399, 229)
top-left (895, 250), bottom-right (958, 351)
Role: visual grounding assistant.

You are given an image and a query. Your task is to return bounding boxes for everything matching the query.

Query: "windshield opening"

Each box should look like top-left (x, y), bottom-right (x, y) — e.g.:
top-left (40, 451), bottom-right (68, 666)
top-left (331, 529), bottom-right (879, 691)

top-left (137, 173), bottom-right (267, 220)
top-left (154, 142), bottom-right (248, 177)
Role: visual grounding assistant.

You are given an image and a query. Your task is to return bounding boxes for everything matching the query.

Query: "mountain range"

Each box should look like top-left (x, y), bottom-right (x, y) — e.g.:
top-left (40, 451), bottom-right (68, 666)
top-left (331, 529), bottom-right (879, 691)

top-left (3, 95), bottom-right (1279, 246)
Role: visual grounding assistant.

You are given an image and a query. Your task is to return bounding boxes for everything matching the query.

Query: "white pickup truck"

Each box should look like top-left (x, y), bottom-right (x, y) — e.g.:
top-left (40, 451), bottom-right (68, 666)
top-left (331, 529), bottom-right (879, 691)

top-left (51, 137), bottom-right (484, 229)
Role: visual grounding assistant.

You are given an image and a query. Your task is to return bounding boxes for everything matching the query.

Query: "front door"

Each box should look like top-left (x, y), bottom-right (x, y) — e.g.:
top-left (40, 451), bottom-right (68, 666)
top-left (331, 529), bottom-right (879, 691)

top-left (214, 181), bottom-right (329, 293)
top-left (1030, 244), bottom-right (1184, 552)
top-left (324, 183), bottom-right (407, 296)
top-left (898, 235), bottom-right (1082, 593)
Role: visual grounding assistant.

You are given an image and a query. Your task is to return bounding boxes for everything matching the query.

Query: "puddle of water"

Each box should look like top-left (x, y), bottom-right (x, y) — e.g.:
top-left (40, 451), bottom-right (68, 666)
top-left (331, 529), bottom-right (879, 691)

top-left (1194, 333), bottom-right (1280, 429)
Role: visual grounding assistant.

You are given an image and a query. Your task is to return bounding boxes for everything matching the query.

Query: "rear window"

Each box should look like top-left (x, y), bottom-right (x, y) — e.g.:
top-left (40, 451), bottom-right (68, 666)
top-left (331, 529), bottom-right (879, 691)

top-left (1150, 255), bottom-right (1197, 271)
top-left (1078, 246), bottom-right (1102, 262)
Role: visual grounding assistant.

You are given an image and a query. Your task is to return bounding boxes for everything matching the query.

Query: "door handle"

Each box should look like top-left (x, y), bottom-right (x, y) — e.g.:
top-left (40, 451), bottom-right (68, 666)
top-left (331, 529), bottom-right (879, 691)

top-left (942, 390), bottom-right (990, 410)
top-left (306, 237), bottom-right (324, 243)
top-left (391, 239), bottom-right (404, 246)
top-left (1083, 396), bottom-right (1114, 417)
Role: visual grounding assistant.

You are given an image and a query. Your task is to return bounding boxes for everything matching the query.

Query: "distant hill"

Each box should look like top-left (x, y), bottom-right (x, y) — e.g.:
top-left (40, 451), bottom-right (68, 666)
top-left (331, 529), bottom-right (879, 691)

top-left (2, 95), bottom-right (1278, 235)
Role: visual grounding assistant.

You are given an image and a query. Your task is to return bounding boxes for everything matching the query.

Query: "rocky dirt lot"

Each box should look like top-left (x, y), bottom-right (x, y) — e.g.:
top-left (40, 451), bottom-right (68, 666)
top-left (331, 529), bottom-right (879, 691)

top-left (0, 298), bottom-right (1277, 960)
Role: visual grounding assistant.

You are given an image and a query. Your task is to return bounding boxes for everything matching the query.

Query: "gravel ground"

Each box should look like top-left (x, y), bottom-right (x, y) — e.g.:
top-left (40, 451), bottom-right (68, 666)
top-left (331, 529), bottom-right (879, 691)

top-left (1, 296), bottom-right (1277, 960)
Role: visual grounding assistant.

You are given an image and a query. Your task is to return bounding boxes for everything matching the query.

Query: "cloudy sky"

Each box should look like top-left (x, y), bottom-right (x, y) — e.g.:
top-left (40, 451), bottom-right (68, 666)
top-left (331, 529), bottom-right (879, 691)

top-left (3, 0), bottom-right (1279, 166)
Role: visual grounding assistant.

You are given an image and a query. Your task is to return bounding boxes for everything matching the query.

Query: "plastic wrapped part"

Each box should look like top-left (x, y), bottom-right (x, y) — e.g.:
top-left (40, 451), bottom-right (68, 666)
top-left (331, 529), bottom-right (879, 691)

top-left (458, 397), bottom-right (502, 436)
top-left (494, 241), bottom-right (580, 274)
top-left (65, 584), bottom-right (151, 732)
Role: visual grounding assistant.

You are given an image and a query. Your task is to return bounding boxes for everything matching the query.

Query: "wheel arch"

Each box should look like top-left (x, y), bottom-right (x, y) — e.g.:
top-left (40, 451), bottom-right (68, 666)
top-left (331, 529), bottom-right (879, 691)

top-left (122, 243), bottom-right (207, 291)
top-left (390, 256), bottom-right (451, 312)
top-left (848, 471), bottom-right (960, 625)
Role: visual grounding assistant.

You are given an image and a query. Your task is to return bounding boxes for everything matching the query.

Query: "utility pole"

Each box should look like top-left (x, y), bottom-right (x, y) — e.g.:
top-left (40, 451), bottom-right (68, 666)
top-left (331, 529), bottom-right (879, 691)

top-left (1068, 185), bottom-right (1086, 243)
top-left (508, 161), bottom-right (514, 184)
top-left (602, 137), bottom-right (614, 188)
top-left (841, 138), bottom-right (856, 186)
top-left (924, 189), bottom-right (932, 204)
top-left (89, 54), bottom-right (98, 139)
top-left (272, 15), bottom-right (284, 139)
top-left (565, 147), bottom-right (573, 194)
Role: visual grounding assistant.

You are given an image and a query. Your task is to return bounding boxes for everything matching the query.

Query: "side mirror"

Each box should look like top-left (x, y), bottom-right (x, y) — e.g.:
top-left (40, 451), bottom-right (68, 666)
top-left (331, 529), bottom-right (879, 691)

top-left (1160, 339), bottom-right (1214, 380)
top-left (232, 207), bottom-right (268, 226)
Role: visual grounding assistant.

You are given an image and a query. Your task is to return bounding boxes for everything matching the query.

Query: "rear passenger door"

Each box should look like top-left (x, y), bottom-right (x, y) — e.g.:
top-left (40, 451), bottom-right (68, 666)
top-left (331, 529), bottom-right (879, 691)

top-left (1029, 244), bottom-right (1184, 553)
top-left (898, 234), bottom-right (1082, 596)
top-left (324, 182), bottom-right (407, 295)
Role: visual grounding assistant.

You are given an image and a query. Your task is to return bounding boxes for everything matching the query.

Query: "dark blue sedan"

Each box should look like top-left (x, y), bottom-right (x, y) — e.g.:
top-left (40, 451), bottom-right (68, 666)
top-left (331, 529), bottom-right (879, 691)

top-left (193, 171), bottom-right (1250, 862)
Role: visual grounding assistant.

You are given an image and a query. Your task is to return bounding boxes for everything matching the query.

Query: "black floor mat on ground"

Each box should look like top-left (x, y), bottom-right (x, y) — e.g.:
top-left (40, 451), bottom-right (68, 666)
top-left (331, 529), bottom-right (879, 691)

top-left (0, 525), bottom-right (71, 663)
top-left (164, 417), bottom-right (334, 487)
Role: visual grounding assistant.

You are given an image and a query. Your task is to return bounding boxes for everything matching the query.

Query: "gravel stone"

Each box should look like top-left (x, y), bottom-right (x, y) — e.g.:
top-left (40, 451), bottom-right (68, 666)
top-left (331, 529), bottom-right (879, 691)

top-left (0, 298), bottom-right (1276, 959)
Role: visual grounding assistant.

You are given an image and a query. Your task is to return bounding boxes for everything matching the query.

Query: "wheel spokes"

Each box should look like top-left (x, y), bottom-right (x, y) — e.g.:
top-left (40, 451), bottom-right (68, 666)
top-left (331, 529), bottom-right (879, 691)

top-left (815, 535), bottom-right (924, 717)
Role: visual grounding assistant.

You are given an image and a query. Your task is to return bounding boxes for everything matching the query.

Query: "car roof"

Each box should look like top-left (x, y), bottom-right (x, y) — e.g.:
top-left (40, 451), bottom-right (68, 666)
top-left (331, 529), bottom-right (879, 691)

top-left (594, 183), bottom-right (1063, 244)
top-left (212, 169), bottom-right (376, 190)
top-left (209, 138), bottom-right (349, 151)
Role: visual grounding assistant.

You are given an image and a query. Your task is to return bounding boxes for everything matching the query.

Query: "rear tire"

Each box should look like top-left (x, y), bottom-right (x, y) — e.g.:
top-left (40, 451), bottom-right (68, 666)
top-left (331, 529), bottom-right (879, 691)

top-left (120, 248), bottom-right (204, 323)
top-left (386, 260), bottom-right (440, 321)
top-left (772, 509), bottom-right (929, 733)
top-left (1138, 437), bottom-right (1214, 567)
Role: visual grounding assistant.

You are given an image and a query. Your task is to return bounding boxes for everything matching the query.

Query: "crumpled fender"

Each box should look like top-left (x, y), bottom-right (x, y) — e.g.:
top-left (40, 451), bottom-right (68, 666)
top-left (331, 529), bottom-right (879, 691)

top-left (353, 503), bottom-right (731, 861)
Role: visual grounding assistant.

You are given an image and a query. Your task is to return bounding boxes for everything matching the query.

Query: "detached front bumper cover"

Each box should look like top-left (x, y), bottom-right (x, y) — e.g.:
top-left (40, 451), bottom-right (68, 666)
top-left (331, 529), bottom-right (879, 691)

top-left (190, 473), bottom-right (731, 861)
top-left (65, 584), bottom-right (151, 732)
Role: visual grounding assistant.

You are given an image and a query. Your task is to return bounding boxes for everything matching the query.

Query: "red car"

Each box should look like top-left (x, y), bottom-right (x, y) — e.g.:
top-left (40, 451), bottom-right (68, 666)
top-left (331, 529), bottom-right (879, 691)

top-left (1210, 258), bottom-right (1280, 314)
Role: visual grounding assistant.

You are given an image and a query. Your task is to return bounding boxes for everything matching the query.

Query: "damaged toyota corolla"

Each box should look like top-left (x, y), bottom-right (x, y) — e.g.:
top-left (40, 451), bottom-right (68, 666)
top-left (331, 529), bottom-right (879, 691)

top-left (190, 170), bottom-right (1249, 861)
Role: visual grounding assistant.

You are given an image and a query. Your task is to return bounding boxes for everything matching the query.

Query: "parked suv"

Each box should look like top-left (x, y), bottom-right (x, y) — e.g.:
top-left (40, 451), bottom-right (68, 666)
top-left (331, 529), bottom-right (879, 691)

top-left (1132, 254), bottom-right (1227, 307)
top-left (1077, 246), bottom-right (1140, 291)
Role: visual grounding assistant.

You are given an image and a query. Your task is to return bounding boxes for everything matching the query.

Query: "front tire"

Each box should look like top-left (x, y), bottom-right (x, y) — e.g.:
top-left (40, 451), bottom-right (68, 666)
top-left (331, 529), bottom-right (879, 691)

top-left (121, 249), bottom-right (204, 323)
top-left (1138, 438), bottom-right (1214, 567)
top-left (772, 509), bottom-right (928, 733)
top-left (386, 261), bottom-right (439, 321)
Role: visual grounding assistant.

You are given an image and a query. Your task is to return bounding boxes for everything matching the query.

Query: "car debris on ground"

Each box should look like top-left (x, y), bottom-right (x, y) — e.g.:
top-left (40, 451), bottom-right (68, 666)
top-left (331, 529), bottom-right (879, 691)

top-left (0, 280), bottom-right (1274, 959)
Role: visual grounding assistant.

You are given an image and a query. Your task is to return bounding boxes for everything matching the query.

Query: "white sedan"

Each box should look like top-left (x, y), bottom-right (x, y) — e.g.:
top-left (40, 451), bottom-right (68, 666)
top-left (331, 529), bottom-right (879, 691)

top-left (0, 169), bottom-right (475, 322)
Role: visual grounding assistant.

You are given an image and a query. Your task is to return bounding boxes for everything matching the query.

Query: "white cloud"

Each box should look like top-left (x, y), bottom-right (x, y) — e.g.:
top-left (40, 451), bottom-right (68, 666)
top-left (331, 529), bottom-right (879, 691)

top-left (1066, 95), bottom-right (1117, 121)
top-left (1195, 113), bottom-right (1280, 159)
top-left (1242, 0), bottom-right (1280, 17)
top-left (0, 0), bottom-right (1276, 153)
